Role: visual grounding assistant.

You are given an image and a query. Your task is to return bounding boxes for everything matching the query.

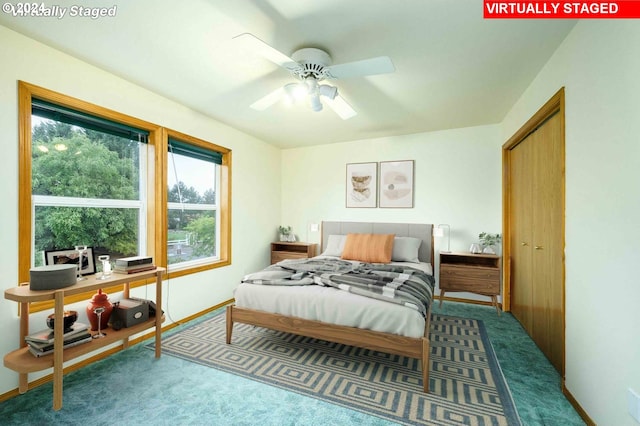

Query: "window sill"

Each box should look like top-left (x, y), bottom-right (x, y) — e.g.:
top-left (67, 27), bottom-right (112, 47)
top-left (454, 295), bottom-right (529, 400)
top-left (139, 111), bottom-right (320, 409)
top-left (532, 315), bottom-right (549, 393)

top-left (166, 258), bottom-right (230, 280)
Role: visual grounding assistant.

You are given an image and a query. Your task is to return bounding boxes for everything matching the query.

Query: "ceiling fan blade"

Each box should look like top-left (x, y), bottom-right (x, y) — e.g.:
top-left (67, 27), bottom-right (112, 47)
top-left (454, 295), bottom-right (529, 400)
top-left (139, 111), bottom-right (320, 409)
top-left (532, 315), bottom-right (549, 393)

top-left (324, 56), bottom-right (395, 80)
top-left (250, 87), bottom-right (285, 111)
top-left (233, 33), bottom-right (300, 72)
top-left (325, 94), bottom-right (357, 120)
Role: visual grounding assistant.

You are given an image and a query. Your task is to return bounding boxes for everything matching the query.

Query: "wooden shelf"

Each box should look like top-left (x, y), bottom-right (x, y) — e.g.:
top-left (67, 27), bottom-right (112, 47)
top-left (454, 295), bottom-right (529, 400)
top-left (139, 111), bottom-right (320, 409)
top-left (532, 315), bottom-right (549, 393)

top-left (5, 268), bottom-right (162, 303)
top-left (3, 267), bottom-right (165, 410)
top-left (439, 252), bottom-right (500, 268)
top-left (4, 315), bottom-right (165, 373)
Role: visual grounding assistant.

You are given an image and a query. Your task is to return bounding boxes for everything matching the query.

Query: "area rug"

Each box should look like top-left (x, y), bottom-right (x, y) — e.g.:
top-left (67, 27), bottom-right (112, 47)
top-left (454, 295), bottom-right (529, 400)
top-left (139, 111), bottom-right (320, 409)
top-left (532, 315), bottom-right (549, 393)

top-left (148, 312), bottom-right (521, 425)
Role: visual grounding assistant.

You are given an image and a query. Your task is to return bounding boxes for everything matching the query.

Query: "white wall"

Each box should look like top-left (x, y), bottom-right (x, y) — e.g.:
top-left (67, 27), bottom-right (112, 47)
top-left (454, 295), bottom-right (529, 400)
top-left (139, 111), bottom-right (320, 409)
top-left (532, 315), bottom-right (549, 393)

top-left (281, 124), bottom-right (503, 299)
top-left (501, 20), bottom-right (640, 426)
top-left (0, 25), bottom-right (281, 394)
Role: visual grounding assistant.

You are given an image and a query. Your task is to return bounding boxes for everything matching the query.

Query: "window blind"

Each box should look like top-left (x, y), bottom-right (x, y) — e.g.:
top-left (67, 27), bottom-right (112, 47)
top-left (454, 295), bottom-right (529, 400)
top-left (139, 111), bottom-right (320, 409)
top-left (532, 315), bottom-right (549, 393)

top-left (32, 98), bottom-right (149, 142)
top-left (168, 138), bottom-right (222, 165)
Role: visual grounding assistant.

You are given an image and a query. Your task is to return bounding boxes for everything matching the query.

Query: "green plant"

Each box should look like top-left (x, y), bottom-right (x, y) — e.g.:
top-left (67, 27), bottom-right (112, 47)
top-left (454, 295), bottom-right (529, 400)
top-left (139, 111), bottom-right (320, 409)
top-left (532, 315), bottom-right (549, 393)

top-left (479, 232), bottom-right (501, 247)
top-left (279, 225), bottom-right (292, 235)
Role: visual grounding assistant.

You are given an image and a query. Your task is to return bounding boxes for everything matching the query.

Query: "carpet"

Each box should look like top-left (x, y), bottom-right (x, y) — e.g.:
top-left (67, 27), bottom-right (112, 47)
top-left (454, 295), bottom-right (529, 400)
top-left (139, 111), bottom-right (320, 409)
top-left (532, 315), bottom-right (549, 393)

top-left (148, 312), bottom-right (521, 426)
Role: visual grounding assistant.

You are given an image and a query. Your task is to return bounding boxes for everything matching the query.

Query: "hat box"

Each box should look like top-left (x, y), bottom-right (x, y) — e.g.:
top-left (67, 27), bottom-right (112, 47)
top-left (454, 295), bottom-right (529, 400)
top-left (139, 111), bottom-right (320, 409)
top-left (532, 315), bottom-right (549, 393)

top-left (109, 298), bottom-right (149, 329)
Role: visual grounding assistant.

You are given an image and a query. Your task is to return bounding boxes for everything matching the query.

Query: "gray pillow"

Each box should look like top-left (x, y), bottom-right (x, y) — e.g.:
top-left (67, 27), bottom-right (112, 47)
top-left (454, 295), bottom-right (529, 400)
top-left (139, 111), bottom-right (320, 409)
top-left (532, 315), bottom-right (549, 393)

top-left (321, 234), bottom-right (346, 257)
top-left (391, 237), bottom-right (421, 263)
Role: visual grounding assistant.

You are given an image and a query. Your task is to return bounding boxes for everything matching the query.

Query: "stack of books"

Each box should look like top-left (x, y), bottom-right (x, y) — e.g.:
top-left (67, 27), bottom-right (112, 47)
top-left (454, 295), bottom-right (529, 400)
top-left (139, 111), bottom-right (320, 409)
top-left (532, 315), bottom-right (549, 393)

top-left (114, 256), bottom-right (156, 274)
top-left (25, 323), bottom-right (92, 357)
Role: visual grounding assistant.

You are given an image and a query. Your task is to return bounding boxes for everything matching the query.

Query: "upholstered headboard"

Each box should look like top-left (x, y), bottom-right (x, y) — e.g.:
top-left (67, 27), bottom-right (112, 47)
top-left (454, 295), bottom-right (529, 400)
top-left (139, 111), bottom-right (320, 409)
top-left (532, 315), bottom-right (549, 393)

top-left (321, 221), bottom-right (434, 264)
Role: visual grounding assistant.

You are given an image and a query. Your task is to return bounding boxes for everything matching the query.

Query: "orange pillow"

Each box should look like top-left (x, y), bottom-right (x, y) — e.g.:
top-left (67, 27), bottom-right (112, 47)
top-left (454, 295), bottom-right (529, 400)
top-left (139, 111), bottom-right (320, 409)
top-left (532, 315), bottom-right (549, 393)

top-left (341, 233), bottom-right (395, 263)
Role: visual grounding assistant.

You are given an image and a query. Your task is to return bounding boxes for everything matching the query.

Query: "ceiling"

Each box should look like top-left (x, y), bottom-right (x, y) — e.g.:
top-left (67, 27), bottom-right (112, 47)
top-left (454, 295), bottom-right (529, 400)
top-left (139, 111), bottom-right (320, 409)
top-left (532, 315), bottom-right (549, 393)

top-left (0, 0), bottom-right (576, 149)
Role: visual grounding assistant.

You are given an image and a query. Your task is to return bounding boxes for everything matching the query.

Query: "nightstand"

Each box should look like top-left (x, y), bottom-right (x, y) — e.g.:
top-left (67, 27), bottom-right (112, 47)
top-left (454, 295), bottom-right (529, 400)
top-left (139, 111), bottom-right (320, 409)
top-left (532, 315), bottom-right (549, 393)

top-left (438, 252), bottom-right (502, 315)
top-left (270, 242), bottom-right (317, 264)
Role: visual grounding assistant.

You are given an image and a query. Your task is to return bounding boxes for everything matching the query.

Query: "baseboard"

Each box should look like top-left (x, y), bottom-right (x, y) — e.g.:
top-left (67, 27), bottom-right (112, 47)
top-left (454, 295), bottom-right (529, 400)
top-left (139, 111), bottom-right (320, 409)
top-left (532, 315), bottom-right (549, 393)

top-left (160, 299), bottom-right (230, 333)
top-left (562, 379), bottom-right (596, 426)
top-left (439, 295), bottom-right (502, 309)
top-left (0, 298), bottom-right (234, 404)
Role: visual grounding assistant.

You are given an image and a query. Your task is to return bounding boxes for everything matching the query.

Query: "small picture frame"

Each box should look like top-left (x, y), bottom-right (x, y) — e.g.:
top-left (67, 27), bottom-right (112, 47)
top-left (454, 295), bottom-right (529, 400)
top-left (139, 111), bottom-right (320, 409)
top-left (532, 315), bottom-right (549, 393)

top-left (45, 247), bottom-right (96, 276)
top-left (379, 160), bottom-right (414, 208)
top-left (346, 162), bottom-right (378, 208)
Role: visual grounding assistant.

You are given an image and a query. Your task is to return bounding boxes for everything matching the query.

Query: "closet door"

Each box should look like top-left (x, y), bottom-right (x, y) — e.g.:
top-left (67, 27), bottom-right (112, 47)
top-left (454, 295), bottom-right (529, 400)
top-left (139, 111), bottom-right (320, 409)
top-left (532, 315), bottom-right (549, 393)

top-left (504, 89), bottom-right (564, 376)
top-left (509, 137), bottom-right (534, 333)
top-left (531, 112), bottom-right (564, 374)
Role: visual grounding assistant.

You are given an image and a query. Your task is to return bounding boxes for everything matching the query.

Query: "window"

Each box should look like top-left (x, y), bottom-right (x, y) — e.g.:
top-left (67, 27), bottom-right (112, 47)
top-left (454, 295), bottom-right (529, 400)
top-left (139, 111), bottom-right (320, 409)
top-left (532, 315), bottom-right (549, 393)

top-left (31, 99), bottom-right (148, 267)
top-left (167, 136), bottom-right (222, 269)
top-left (18, 82), bottom-right (232, 310)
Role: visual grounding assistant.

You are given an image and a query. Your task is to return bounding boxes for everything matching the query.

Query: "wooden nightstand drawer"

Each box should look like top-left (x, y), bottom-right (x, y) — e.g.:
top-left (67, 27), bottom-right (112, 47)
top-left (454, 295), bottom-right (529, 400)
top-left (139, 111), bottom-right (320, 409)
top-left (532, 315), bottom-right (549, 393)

top-left (271, 251), bottom-right (308, 264)
top-left (440, 265), bottom-right (500, 294)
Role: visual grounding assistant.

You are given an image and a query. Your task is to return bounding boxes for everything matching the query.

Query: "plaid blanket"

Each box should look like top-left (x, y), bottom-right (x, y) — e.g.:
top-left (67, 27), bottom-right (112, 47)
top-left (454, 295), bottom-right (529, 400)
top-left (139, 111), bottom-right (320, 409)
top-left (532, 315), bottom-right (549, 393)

top-left (241, 258), bottom-right (435, 318)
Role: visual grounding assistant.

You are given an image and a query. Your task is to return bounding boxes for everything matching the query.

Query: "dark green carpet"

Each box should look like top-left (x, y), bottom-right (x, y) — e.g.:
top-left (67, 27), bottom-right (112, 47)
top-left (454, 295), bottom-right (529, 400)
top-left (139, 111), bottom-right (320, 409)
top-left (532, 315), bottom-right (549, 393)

top-left (0, 301), bottom-right (585, 425)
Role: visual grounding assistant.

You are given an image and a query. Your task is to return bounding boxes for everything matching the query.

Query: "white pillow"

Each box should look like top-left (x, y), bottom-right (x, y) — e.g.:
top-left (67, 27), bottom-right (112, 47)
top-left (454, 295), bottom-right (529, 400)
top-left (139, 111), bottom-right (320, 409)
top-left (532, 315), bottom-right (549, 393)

top-left (391, 237), bottom-right (421, 263)
top-left (321, 234), bottom-right (347, 257)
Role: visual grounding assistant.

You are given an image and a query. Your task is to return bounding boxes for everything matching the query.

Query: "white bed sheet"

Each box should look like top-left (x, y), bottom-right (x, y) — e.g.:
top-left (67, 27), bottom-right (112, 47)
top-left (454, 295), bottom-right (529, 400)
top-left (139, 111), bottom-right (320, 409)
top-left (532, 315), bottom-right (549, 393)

top-left (233, 259), bottom-right (432, 338)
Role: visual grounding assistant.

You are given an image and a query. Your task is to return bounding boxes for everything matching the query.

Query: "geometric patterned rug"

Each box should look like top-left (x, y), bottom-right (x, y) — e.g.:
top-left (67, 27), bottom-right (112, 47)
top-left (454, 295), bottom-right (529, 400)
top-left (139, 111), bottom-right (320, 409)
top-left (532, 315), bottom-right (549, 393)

top-left (148, 312), bottom-right (521, 425)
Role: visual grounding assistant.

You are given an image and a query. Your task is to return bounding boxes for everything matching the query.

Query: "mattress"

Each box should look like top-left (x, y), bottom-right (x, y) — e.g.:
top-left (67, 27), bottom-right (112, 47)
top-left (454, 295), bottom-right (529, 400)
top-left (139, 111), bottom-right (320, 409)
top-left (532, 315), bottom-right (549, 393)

top-left (233, 259), bottom-right (433, 338)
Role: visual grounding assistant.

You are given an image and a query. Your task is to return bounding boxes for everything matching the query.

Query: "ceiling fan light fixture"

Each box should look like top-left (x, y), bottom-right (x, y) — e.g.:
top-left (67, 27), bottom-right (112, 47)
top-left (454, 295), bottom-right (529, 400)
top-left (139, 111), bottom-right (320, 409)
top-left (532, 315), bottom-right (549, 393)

top-left (309, 93), bottom-right (323, 112)
top-left (284, 83), bottom-right (307, 105)
top-left (319, 84), bottom-right (338, 100)
top-left (236, 33), bottom-right (394, 120)
top-left (304, 77), bottom-right (324, 112)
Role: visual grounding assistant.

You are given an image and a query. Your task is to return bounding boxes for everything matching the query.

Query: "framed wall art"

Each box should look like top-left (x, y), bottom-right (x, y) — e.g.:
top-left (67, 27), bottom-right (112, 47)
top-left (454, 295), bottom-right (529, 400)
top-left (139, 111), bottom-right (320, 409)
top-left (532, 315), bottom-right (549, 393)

top-left (346, 162), bottom-right (377, 208)
top-left (379, 160), bottom-right (414, 208)
top-left (45, 247), bottom-right (96, 276)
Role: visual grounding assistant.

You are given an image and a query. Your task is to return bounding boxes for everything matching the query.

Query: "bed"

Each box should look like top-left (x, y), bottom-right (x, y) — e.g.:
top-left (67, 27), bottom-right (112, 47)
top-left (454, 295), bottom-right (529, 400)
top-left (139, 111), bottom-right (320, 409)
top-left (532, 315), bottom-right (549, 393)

top-left (226, 221), bottom-right (435, 392)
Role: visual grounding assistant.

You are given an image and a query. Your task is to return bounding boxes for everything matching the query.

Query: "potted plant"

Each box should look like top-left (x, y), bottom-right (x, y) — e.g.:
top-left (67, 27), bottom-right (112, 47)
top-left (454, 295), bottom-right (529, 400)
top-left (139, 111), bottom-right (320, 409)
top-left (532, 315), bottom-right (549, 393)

top-left (479, 232), bottom-right (501, 254)
top-left (279, 226), bottom-right (294, 242)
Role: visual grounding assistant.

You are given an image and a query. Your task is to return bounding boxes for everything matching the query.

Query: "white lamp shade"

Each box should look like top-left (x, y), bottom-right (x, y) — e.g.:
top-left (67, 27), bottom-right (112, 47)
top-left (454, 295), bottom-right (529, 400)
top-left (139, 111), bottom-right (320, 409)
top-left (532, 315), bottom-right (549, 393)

top-left (434, 224), bottom-right (451, 253)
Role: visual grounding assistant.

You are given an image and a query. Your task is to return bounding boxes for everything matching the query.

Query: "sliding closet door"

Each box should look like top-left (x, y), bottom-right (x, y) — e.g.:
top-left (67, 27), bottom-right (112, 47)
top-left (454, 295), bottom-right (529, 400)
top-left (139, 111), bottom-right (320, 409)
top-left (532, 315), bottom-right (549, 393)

top-left (531, 112), bottom-right (564, 374)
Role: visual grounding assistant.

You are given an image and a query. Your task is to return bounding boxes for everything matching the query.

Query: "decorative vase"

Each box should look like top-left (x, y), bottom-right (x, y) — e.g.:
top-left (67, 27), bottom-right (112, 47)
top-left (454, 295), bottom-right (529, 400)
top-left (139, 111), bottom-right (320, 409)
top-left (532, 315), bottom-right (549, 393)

top-left (86, 289), bottom-right (113, 331)
top-left (470, 243), bottom-right (482, 254)
top-left (482, 246), bottom-right (496, 254)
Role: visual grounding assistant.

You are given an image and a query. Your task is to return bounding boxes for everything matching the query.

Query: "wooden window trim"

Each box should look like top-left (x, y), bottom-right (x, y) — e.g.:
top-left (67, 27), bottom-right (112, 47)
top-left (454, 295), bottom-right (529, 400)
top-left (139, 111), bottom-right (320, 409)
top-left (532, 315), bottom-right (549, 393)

top-left (163, 129), bottom-right (232, 280)
top-left (17, 81), bottom-right (232, 312)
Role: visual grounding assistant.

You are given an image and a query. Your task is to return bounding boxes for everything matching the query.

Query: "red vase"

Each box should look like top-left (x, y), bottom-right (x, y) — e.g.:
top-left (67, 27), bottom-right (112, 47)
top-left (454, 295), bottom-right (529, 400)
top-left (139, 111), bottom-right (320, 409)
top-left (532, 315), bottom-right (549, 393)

top-left (86, 289), bottom-right (113, 331)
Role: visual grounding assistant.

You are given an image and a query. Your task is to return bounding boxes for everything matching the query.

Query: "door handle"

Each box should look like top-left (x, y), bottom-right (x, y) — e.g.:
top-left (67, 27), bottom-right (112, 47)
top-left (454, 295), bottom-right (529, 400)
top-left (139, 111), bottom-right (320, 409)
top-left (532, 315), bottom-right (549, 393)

top-left (521, 242), bottom-right (528, 246)
top-left (535, 246), bottom-right (544, 250)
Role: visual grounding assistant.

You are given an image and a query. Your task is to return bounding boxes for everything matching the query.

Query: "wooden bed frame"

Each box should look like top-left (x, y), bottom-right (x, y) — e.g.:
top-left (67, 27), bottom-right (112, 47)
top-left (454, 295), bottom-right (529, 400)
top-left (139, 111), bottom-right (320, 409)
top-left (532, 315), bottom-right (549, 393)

top-left (226, 221), bottom-right (434, 392)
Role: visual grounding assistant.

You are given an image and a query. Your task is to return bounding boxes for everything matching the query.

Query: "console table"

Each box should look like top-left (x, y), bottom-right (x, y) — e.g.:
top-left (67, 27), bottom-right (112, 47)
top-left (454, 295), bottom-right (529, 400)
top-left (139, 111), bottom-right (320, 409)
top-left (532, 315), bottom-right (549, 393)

top-left (3, 267), bottom-right (165, 410)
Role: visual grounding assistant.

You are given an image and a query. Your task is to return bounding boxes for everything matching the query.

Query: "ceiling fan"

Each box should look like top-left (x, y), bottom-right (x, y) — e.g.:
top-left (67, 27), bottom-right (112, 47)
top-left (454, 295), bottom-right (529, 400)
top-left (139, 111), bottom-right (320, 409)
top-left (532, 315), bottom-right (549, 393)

top-left (233, 33), bottom-right (395, 120)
